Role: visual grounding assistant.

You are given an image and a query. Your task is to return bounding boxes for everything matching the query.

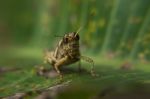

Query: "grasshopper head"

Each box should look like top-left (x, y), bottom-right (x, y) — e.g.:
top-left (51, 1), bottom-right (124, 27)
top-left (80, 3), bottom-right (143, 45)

top-left (63, 32), bottom-right (79, 43)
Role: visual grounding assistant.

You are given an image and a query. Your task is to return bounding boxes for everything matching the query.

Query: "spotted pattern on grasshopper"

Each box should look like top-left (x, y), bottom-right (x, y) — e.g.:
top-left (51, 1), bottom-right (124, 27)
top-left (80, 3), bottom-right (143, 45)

top-left (44, 32), bottom-right (96, 78)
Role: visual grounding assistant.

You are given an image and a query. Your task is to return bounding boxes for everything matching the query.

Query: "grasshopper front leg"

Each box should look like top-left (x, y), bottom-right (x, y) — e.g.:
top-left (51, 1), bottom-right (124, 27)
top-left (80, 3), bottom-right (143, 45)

top-left (54, 56), bottom-right (68, 79)
top-left (80, 56), bottom-right (97, 77)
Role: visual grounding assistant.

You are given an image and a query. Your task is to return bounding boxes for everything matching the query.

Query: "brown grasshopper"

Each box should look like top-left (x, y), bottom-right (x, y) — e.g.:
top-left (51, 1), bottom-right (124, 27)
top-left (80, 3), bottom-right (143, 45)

top-left (43, 32), bottom-right (96, 78)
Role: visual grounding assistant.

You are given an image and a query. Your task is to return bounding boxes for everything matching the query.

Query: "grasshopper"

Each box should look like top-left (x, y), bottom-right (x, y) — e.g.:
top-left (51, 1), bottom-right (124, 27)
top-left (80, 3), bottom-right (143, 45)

top-left (43, 31), bottom-right (96, 78)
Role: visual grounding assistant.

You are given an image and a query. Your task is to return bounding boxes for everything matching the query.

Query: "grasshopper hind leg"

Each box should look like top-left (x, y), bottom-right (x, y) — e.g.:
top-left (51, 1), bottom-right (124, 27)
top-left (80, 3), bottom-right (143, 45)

top-left (43, 51), bottom-right (62, 78)
top-left (44, 51), bottom-right (56, 65)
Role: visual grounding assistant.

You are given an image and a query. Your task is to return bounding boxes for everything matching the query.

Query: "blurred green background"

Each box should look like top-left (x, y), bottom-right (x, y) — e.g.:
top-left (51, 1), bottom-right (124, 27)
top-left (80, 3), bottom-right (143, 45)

top-left (0, 0), bottom-right (150, 62)
top-left (0, 0), bottom-right (150, 98)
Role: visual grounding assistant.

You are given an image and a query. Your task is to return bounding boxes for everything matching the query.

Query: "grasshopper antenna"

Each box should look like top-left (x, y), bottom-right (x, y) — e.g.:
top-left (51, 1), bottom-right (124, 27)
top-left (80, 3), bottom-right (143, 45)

top-left (75, 27), bottom-right (82, 36)
top-left (54, 35), bottom-right (63, 38)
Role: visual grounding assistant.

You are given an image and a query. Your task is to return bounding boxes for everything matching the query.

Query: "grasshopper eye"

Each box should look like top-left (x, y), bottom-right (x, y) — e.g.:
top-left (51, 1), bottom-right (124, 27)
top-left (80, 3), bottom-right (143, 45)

top-left (76, 34), bottom-right (80, 40)
top-left (63, 37), bottom-right (68, 43)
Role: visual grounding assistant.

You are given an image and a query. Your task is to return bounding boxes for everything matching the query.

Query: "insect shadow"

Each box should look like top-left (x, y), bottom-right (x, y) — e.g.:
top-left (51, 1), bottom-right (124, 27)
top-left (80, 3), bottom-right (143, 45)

top-left (36, 66), bottom-right (90, 79)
